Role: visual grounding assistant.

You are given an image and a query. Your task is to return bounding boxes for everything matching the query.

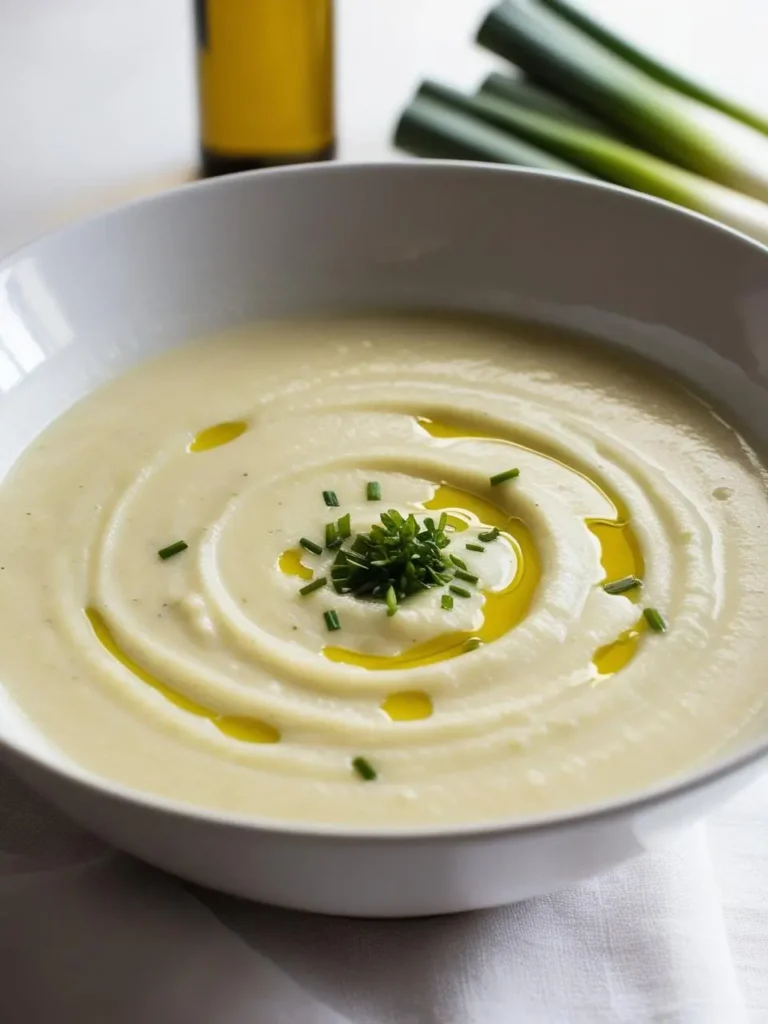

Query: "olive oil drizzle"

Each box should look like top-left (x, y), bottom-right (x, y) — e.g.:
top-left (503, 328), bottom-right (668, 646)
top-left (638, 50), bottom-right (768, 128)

top-left (188, 420), bottom-right (248, 452)
top-left (381, 690), bottom-right (433, 721)
top-left (320, 415), bottom-right (648, 686)
top-left (415, 415), bottom-right (647, 678)
top-left (323, 481), bottom-right (539, 671)
top-left (85, 608), bottom-right (280, 744)
top-left (278, 547), bottom-right (314, 581)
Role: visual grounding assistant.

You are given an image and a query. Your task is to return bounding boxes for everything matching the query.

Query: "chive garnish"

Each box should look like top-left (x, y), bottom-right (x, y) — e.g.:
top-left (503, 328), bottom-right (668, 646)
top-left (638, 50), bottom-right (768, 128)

top-left (324, 609), bottom-right (341, 632)
top-left (450, 584), bottom-right (472, 599)
top-left (299, 577), bottom-right (327, 596)
top-left (478, 527), bottom-right (500, 542)
top-left (604, 575), bottom-right (642, 596)
top-left (323, 490), bottom-right (339, 507)
top-left (385, 585), bottom-right (398, 617)
top-left (643, 607), bottom-right (667, 632)
top-left (300, 537), bottom-right (323, 556)
top-left (327, 509), bottom-right (452, 606)
top-left (453, 568), bottom-right (479, 584)
top-left (441, 593), bottom-right (454, 611)
top-left (367, 481), bottom-right (381, 501)
top-left (466, 543), bottom-right (485, 553)
top-left (463, 638), bottom-right (482, 652)
top-left (449, 554), bottom-right (467, 570)
top-left (438, 512), bottom-right (448, 532)
top-left (158, 540), bottom-right (188, 560)
top-left (337, 512), bottom-right (352, 540)
top-left (325, 522), bottom-right (341, 549)
top-left (352, 756), bottom-right (377, 781)
top-left (490, 468), bottom-right (520, 486)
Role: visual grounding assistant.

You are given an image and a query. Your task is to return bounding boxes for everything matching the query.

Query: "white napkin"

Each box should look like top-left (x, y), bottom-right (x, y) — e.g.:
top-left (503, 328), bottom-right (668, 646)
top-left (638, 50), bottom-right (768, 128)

top-left (0, 764), bottom-right (755, 1024)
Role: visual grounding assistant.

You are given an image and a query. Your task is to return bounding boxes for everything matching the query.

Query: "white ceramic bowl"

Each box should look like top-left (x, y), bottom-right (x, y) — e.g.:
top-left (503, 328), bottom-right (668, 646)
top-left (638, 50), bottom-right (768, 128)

top-left (1, 163), bottom-right (767, 918)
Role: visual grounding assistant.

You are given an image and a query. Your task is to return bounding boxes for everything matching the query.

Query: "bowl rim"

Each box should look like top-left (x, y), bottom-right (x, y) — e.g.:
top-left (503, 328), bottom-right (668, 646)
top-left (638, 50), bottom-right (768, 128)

top-left (1, 158), bottom-right (767, 842)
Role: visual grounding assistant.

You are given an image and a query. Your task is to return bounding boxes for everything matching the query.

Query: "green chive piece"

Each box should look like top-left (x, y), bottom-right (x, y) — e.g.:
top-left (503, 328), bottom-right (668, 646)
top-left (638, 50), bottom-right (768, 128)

top-left (450, 584), bottom-right (472, 599)
top-left (441, 593), bottom-right (454, 611)
top-left (299, 577), bottom-right (327, 596)
top-left (300, 537), bottom-right (323, 556)
top-left (324, 609), bottom-right (341, 632)
top-left (466, 543), bottom-right (485, 553)
top-left (367, 481), bottom-right (381, 501)
top-left (438, 512), bottom-right (448, 532)
top-left (352, 756), bottom-right (377, 781)
top-left (478, 527), bottom-right (500, 542)
top-left (385, 585), bottom-right (398, 617)
top-left (158, 540), bottom-right (188, 560)
top-left (643, 607), bottom-right (667, 632)
top-left (449, 554), bottom-right (468, 570)
top-left (454, 568), bottom-right (479, 584)
top-left (463, 638), bottom-right (482, 652)
top-left (323, 490), bottom-right (340, 507)
top-left (604, 575), bottom-right (643, 596)
top-left (325, 521), bottom-right (340, 549)
top-left (490, 468), bottom-right (520, 486)
top-left (337, 512), bottom-right (352, 540)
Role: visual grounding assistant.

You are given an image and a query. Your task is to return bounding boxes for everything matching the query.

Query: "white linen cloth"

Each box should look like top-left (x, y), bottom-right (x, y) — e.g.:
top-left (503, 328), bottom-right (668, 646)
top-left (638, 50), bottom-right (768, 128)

top-left (2, 761), bottom-right (766, 1024)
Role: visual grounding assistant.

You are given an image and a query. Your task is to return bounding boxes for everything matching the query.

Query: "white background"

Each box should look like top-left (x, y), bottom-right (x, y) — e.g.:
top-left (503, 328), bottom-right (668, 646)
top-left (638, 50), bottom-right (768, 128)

top-left (1, 0), bottom-right (767, 1017)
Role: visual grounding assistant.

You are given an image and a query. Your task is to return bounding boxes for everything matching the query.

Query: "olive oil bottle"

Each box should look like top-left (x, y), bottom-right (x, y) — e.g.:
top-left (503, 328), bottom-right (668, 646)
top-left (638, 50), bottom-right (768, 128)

top-left (194, 0), bottom-right (335, 177)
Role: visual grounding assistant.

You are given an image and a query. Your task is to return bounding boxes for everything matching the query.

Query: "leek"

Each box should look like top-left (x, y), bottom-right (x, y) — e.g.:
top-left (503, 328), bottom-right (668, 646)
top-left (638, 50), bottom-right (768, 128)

top-left (538, 0), bottom-right (768, 137)
top-left (480, 72), bottom-right (616, 137)
top-left (393, 93), bottom-right (590, 176)
top-left (415, 81), bottom-right (768, 246)
top-left (476, 1), bottom-right (768, 203)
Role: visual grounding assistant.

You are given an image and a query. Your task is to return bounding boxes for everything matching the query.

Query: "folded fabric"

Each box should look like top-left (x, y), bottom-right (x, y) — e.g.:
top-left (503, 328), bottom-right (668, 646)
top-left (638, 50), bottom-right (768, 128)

top-left (0, 764), bottom-right (754, 1023)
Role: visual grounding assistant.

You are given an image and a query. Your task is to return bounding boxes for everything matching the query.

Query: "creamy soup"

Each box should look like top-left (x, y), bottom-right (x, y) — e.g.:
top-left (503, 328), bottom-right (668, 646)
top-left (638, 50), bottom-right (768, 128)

top-left (1, 315), bottom-right (767, 827)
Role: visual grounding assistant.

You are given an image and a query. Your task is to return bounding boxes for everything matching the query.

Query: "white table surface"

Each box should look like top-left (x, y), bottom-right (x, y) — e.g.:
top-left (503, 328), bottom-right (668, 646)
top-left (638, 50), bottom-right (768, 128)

top-left (1, 0), bottom-right (768, 1018)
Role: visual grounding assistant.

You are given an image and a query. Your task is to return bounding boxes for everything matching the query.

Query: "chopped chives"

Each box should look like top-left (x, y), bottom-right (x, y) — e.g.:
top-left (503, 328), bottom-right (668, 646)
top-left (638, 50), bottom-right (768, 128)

top-left (323, 507), bottom-right (464, 609)
top-left (323, 490), bottom-right (339, 507)
top-left (453, 568), bottom-right (479, 584)
top-left (300, 537), bottom-right (323, 556)
top-left (438, 512), bottom-right (448, 532)
top-left (352, 756), bottom-right (377, 781)
top-left (450, 584), bottom-right (472, 599)
top-left (466, 543), bottom-right (485, 553)
top-left (299, 577), bottom-right (327, 596)
top-left (449, 554), bottom-right (467, 570)
top-left (158, 540), bottom-right (188, 560)
top-left (324, 609), bottom-right (341, 632)
top-left (366, 481), bottom-right (381, 501)
top-left (478, 527), bottom-right (500, 542)
top-left (604, 575), bottom-right (643, 596)
top-left (441, 593), bottom-right (454, 611)
top-left (337, 512), bottom-right (352, 539)
top-left (490, 468), bottom-right (520, 486)
top-left (643, 607), bottom-right (667, 632)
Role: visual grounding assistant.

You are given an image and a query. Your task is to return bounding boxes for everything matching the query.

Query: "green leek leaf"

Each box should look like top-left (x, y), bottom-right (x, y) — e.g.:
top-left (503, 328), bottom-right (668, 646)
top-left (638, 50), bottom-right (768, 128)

top-left (538, 0), bottom-right (768, 136)
top-left (393, 92), bottom-right (590, 176)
